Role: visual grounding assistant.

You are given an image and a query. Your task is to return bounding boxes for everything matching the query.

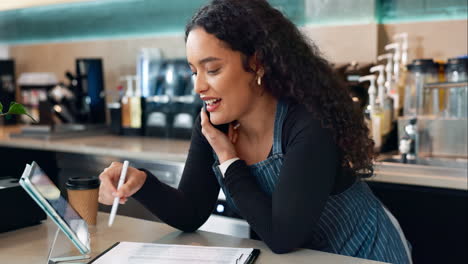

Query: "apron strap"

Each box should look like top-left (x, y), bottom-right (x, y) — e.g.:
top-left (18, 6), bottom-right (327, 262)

top-left (272, 100), bottom-right (288, 155)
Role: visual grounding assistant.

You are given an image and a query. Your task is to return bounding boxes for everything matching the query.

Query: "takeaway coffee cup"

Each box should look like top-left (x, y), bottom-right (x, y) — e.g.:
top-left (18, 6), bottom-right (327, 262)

top-left (66, 177), bottom-right (100, 225)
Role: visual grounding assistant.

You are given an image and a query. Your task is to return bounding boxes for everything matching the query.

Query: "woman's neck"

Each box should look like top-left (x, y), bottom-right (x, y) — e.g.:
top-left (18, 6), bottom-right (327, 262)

top-left (237, 94), bottom-right (277, 143)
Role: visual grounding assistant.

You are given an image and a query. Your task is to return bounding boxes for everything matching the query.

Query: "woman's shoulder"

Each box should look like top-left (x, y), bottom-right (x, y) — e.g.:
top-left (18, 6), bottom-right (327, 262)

top-left (282, 102), bottom-right (335, 149)
top-left (283, 102), bottom-right (323, 132)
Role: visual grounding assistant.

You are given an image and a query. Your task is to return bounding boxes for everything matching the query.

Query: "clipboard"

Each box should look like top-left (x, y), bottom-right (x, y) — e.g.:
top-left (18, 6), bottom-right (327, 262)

top-left (89, 241), bottom-right (260, 264)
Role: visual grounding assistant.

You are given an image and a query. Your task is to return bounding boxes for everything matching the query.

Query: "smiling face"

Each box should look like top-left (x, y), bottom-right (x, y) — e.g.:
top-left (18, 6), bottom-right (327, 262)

top-left (186, 27), bottom-right (260, 125)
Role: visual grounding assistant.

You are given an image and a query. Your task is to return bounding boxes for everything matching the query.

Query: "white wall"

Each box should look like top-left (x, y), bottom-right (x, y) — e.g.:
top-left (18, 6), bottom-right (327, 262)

top-left (301, 23), bottom-right (378, 64)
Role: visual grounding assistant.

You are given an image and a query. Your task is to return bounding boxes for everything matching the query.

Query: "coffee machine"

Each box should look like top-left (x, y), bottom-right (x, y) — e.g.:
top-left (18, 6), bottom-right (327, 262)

top-left (143, 59), bottom-right (201, 139)
top-left (12, 59), bottom-right (107, 139)
top-left (144, 60), bottom-right (172, 137)
top-left (171, 60), bottom-right (202, 139)
top-left (18, 72), bottom-right (58, 125)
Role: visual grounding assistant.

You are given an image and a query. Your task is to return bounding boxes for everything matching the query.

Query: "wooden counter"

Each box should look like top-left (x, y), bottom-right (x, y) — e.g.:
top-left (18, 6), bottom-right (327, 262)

top-left (0, 125), bottom-right (466, 190)
top-left (0, 213), bottom-right (385, 264)
top-left (0, 125), bottom-right (190, 163)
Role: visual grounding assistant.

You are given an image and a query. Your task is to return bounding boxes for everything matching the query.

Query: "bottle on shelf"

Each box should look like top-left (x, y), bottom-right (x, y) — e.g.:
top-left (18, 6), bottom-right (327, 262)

top-left (377, 53), bottom-right (394, 99)
top-left (130, 76), bottom-right (142, 129)
top-left (393, 33), bottom-right (408, 67)
top-left (377, 53), bottom-right (396, 121)
top-left (394, 33), bottom-right (409, 117)
top-left (120, 76), bottom-right (134, 130)
top-left (370, 65), bottom-right (393, 136)
top-left (385, 42), bottom-right (404, 117)
top-left (359, 74), bottom-right (383, 151)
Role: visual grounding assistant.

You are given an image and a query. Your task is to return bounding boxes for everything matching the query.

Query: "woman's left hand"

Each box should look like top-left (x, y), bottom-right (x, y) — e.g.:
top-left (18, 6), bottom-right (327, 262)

top-left (200, 108), bottom-right (239, 163)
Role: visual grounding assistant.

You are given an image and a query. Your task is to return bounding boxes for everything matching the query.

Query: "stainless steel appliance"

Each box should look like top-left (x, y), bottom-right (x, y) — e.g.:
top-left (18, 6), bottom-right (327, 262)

top-left (398, 81), bottom-right (468, 159)
top-left (144, 59), bottom-right (202, 139)
top-left (144, 60), bottom-right (174, 137)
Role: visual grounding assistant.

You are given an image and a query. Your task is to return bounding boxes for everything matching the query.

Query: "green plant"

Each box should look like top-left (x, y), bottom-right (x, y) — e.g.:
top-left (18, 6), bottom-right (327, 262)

top-left (0, 101), bottom-right (37, 122)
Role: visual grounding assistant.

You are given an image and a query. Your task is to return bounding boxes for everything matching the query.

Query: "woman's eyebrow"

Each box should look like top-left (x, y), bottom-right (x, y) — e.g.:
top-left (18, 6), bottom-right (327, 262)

top-left (188, 56), bottom-right (222, 68)
top-left (198, 56), bottom-right (222, 65)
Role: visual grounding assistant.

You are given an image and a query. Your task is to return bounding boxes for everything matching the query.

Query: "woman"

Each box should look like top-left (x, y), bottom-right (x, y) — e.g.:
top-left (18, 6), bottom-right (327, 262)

top-left (98, 0), bottom-right (412, 262)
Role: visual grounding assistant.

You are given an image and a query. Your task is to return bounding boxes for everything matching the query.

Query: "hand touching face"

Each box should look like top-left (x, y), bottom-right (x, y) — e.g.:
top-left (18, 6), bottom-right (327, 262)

top-left (199, 107), bottom-right (240, 163)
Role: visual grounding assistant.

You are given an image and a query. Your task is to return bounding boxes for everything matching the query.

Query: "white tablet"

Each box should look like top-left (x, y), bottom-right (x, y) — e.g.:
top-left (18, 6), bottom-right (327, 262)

top-left (19, 161), bottom-right (90, 254)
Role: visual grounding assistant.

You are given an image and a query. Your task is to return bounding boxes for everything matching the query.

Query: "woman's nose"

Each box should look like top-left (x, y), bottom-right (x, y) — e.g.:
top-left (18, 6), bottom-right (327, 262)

top-left (193, 74), bottom-right (208, 95)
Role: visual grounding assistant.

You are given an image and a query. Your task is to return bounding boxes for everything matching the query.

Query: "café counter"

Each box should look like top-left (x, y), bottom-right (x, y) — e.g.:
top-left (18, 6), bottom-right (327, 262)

top-left (0, 125), bottom-right (466, 190)
top-left (0, 213), bottom-right (385, 264)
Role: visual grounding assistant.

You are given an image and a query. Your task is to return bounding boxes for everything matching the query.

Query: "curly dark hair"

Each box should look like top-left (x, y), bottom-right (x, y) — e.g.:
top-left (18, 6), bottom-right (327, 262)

top-left (185, 0), bottom-right (375, 177)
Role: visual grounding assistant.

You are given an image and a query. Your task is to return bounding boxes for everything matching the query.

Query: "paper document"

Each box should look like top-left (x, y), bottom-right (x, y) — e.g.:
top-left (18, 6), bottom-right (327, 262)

top-left (90, 242), bottom-right (260, 264)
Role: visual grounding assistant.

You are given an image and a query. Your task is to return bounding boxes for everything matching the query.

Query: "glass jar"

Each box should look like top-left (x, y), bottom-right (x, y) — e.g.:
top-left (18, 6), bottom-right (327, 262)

top-left (445, 57), bottom-right (468, 118)
top-left (404, 59), bottom-right (439, 116)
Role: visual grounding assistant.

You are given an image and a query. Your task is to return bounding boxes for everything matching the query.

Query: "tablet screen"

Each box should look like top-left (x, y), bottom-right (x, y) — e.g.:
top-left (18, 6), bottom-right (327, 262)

top-left (29, 164), bottom-right (89, 248)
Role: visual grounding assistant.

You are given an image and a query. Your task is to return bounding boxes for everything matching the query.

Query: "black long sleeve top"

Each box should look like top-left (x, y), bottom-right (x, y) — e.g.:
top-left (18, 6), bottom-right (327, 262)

top-left (133, 103), bottom-right (356, 253)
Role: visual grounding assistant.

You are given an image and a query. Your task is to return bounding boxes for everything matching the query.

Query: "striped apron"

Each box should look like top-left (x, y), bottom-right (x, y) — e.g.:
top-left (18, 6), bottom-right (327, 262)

top-left (212, 100), bottom-right (412, 263)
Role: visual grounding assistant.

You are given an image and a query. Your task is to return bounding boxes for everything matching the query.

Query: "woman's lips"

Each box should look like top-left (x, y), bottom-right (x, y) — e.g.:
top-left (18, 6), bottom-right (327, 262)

top-left (206, 99), bottom-right (221, 112)
top-left (203, 97), bottom-right (222, 112)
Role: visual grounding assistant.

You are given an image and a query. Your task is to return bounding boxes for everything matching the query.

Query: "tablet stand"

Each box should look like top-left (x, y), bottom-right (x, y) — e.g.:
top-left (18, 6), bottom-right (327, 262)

top-left (46, 227), bottom-right (90, 264)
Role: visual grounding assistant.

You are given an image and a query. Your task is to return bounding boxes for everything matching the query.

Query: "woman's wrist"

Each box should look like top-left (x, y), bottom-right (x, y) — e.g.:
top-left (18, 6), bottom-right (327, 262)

top-left (218, 152), bottom-right (238, 164)
top-left (133, 168), bottom-right (148, 190)
top-left (218, 157), bottom-right (240, 176)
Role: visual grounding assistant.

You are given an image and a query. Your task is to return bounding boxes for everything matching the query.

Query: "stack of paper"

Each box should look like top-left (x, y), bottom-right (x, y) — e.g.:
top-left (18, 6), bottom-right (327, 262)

top-left (90, 241), bottom-right (260, 264)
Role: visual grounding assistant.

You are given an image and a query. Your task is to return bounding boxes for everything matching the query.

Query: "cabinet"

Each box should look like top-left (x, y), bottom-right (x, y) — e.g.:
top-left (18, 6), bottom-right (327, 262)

top-left (368, 181), bottom-right (468, 264)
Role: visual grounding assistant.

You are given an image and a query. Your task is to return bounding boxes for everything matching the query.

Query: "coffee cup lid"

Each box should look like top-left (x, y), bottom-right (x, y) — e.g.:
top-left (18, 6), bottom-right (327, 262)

top-left (66, 177), bottom-right (100, 190)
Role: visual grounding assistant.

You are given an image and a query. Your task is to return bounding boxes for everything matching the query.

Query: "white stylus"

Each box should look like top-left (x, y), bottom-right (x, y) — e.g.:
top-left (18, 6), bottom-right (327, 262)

top-left (108, 160), bottom-right (129, 227)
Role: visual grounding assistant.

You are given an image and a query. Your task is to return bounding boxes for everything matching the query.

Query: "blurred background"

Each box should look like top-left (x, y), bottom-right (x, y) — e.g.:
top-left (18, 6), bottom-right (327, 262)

top-left (0, 1), bottom-right (466, 263)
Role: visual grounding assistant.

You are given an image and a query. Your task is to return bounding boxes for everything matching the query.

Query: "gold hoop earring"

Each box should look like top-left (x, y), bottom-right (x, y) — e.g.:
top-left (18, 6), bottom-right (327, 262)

top-left (257, 76), bottom-right (262, 86)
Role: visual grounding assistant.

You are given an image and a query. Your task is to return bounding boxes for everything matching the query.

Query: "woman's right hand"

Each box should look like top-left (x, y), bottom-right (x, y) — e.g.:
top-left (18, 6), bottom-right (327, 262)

top-left (98, 162), bottom-right (147, 205)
